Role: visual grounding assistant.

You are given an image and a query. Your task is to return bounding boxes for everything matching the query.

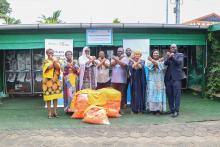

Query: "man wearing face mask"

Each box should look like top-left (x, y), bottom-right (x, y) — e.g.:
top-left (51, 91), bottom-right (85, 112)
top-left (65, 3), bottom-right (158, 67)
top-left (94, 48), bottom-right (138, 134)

top-left (111, 47), bottom-right (129, 112)
top-left (164, 44), bottom-right (184, 118)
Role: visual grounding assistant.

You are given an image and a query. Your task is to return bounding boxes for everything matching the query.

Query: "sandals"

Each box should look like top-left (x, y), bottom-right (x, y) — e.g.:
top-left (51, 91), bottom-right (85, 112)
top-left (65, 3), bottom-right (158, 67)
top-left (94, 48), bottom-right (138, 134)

top-left (48, 114), bottom-right (53, 119)
top-left (47, 111), bottom-right (59, 119)
top-left (53, 113), bottom-right (59, 118)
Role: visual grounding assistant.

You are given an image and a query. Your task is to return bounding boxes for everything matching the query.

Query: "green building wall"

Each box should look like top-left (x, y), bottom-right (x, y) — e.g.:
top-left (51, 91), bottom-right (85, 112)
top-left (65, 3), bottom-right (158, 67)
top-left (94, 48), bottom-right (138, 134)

top-left (0, 28), bottom-right (206, 49)
top-left (0, 27), bottom-right (207, 95)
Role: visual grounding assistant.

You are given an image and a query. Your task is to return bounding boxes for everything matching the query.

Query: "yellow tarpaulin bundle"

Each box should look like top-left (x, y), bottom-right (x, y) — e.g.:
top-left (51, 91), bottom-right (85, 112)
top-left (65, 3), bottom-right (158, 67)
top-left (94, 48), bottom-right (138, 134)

top-left (71, 88), bottom-right (121, 109)
top-left (97, 88), bottom-right (121, 101)
top-left (70, 88), bottom-right (121, 119)
top-left (98, 88), bottom-right (121, 118)
top-left (71, 88), bottom-right (107, 109)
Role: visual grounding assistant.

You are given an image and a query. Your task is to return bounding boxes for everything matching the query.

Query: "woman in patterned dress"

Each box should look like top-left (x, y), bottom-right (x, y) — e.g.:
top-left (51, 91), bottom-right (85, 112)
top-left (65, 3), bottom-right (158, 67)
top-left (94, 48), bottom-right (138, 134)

top-left (42, 48), bottom-right (63, 118)
top-left (62, 50), bottom-right (79, 113)
top-left (146, 50), bottom-right (167, 114)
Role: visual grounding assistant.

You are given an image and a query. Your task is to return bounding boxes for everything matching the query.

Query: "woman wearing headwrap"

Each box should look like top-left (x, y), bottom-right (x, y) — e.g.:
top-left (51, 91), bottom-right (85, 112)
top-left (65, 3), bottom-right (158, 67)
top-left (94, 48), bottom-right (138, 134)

top-left (42, 48), bottom-right (63, 118)
top-left (78, 47), bottom-right (97, 90)
top-left (128, 51), bottom-right (146, 113)
top-left (146, 49), bottom-right (166, 115)
top-left (62, 50), bottom-right (80, 113)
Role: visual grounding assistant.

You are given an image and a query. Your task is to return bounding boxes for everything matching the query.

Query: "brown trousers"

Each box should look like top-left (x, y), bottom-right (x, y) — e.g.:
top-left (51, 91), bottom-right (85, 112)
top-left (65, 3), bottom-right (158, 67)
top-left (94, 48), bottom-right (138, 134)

top-left (111, 83), bottom-right (126, 109)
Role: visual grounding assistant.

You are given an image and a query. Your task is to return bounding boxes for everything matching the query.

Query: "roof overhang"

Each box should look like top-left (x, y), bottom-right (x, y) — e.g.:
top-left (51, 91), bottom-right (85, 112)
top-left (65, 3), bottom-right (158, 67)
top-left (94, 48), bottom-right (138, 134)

top-left (209, 23), bottom-right (220, 32)
top-left (0, 23), bottom-right (208, 30)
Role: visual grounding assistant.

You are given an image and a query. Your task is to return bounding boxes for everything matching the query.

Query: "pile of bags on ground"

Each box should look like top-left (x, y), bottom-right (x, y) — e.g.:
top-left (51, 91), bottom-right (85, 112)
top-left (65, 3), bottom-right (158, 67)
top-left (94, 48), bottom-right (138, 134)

top-left (70, 88), bottom-right (121, 125)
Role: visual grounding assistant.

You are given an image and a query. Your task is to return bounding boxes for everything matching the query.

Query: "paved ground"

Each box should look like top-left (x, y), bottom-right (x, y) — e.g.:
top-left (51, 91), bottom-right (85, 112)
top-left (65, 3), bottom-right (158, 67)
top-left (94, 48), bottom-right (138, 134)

top-left (1, 120), bottom-right (220, 147)
top-left (1, 93), bottom-right (220, 146)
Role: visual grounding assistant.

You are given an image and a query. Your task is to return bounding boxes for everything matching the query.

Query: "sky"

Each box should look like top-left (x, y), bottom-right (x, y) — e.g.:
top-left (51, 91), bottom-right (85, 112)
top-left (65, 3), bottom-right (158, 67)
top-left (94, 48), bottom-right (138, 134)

top-left (6, 0), bottom-right (220, 24)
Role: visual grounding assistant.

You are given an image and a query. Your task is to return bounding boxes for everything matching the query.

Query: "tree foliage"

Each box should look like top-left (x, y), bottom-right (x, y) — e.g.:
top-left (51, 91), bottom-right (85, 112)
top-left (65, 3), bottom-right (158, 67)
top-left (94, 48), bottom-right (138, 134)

top-left (206, 32), bottom-right (220, 97)
top-left (0, 0), bottom-right (11, 17)
top-left (3, 16), bottom-right (21, 24)
top-left (38, 10), bottom-right (62, 24)
top-left (112, 18), bottom-right (120, 24)
top-left (0, 0), bottom-right (21, 24)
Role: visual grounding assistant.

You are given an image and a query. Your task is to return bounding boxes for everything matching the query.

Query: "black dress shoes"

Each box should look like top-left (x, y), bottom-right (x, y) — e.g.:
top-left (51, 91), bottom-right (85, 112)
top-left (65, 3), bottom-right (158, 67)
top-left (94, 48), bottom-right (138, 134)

top-left (171, 112), bottom-right (179, 118)
top-left (165, 111), bottom-right (172, 115)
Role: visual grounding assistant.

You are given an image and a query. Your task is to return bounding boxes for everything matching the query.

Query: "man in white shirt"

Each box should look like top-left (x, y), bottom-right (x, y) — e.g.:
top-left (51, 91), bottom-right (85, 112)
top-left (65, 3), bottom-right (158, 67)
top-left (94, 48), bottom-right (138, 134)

top-left (96, 51), bottom-right (110, 89)
top-left (111, 47), bottom-right (129, 110)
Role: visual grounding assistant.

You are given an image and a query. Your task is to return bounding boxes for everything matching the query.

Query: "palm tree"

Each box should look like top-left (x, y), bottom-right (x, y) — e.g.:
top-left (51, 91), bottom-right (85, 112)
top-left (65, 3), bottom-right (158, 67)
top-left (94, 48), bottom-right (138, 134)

top-left (38, 10), bottom-right (62, 24)
top-left (3, 16), bottom-right (21, 24)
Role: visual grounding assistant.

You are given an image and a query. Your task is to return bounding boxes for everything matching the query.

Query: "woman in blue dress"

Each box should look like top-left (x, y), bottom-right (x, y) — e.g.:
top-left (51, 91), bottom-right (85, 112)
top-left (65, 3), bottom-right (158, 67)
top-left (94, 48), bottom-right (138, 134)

top-left (129, 51), bottom-right (146, 113)
top-left (146, 50), bottom-right (167, 114)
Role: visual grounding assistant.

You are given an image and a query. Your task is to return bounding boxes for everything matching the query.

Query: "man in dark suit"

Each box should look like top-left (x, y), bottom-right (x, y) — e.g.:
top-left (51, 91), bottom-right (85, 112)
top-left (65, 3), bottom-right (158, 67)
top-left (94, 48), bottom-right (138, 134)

top-left (164, 44), bottom-right (184, 118)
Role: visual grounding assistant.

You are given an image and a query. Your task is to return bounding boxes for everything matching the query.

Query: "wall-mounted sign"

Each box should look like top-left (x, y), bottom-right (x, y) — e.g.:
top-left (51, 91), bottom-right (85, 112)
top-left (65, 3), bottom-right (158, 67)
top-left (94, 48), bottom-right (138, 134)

top-left (86, 29), bottom-right (113, 45)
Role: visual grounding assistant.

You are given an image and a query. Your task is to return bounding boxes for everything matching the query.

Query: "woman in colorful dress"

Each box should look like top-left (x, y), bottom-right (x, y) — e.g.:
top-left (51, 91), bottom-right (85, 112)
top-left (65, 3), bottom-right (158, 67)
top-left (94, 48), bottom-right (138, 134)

top-left (62, 50), bottom-right (80, 113)
top-left (42, 48), bottom-right (63, 118)
top-left (128, 51), bottom-right (146, 113)
top-left (146, 50), bottom-right (167, 115)
top-left (78, 47), bottom-right (97, 90)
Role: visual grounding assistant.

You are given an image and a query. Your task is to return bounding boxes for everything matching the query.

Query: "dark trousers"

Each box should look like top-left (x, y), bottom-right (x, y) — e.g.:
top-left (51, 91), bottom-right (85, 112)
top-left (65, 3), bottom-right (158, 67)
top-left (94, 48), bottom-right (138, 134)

top-left (165, 80), bottom-right (182, 113)
top-left (96, 80), bottom-right (111, 90)
top-left (111, 83), bottom-right (126, 109)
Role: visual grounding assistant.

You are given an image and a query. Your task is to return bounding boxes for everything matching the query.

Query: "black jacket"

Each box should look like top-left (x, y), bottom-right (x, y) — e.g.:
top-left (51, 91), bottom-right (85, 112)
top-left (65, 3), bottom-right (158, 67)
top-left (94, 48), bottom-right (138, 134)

top-left (164, 52), bottom-right (185, 81)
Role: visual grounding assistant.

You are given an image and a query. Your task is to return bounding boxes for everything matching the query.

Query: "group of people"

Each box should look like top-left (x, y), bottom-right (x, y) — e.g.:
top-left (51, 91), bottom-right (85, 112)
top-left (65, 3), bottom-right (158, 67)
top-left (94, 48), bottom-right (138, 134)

top-left (42, 44), bottom-right (184, 119)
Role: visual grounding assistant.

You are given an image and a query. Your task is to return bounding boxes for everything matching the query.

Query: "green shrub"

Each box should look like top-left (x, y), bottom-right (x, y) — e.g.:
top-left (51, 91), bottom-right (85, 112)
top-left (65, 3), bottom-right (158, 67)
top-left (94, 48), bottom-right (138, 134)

top-left (207, 32), bottom-right (220, 97)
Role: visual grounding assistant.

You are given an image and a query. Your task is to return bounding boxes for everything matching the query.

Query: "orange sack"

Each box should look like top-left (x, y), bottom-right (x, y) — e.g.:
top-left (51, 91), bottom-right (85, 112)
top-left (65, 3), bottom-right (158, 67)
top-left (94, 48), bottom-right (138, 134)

top-left (70, 88), bottom-right (121, 119)
top-left (104, 100), bottom-right (121, 118)
top-left (98, 88), bottom-right (121, 118)
top-left (83, 105), bottom-right (110, 125)
top-left (71, 94), bottom-right (89, 119)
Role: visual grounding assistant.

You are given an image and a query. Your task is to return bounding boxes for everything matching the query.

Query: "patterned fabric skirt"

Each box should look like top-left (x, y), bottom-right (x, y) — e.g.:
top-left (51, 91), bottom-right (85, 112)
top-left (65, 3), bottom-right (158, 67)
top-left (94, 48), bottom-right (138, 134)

top-left (146, 81), bottom-right (166, 112)
top-left (42, 75), bottom-right (63, 101)
top-left (82, 67), bottom-right (96, 90)
top-left (63, 80), bottom-right (76, 113)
